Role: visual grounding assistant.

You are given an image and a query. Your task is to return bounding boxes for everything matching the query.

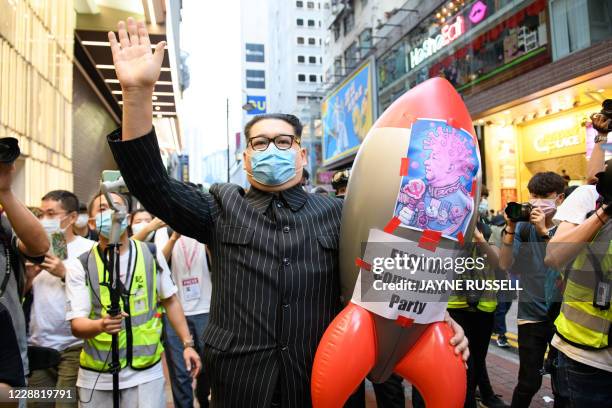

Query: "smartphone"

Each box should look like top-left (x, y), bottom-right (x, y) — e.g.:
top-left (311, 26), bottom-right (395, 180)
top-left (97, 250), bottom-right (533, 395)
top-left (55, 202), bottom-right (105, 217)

top-left (50, 231), bottom-right (68, 260)
top-left (102, 170), bottom-right (121, 183)
top-left (101, 170), bottom-right (129, 194)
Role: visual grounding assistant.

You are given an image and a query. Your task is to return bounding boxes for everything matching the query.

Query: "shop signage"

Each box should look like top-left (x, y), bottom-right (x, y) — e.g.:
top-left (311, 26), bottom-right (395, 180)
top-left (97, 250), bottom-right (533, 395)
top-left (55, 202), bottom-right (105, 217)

top-left (468, 1), bottom-right (487, 24)
top-left (533, 133), bottom-right (580, 153)
top-left (409, 16), bottom-right (464, 69)
top-left (521, 115), bottom-right (586, 163)
top-left (245, 95), bottom-right (267, 114)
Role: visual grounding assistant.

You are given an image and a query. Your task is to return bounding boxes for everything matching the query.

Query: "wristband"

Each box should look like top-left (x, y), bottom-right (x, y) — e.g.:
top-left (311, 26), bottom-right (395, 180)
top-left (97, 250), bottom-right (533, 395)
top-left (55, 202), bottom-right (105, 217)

top-left (502, 228), bottom-right (515, 236)
top-left (594, 133), bottom-right (608, 144)
top-left (595, 210), bottom-right (606, 225)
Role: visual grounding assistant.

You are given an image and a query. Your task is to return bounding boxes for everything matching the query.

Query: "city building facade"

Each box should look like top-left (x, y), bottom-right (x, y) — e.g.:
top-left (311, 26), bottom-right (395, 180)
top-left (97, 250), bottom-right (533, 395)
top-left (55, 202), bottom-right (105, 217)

top-left (321, 0), bottom-right (612, 209)
top-left (0, 0), bottom-right (76, 205)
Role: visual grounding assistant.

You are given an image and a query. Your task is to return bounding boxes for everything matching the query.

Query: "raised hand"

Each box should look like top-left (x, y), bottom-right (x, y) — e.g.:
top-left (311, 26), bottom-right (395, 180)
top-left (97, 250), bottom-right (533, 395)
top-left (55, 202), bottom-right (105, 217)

top-left (108, 17), bottom-right (166, 90)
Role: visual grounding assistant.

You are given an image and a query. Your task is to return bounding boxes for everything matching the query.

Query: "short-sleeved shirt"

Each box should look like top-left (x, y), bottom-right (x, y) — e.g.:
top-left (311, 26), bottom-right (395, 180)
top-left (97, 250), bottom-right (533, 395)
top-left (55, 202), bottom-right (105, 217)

top-left (28, 236), bottom-right (95, 351)
top-left (511, 222), bottom-right (559, 322)
top-left (154, 228), bottom-right (212, 315)
top-left (553, 184), bottom-right (599, 225)
top-left (65, 240), bottom-right (177, 390)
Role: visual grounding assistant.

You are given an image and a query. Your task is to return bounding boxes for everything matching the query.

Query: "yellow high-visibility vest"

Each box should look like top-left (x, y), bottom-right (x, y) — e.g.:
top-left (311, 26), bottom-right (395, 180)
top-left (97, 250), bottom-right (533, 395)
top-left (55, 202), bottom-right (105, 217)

top-left (555, 224), bottom-right (612, 350)
top-left (78, 240), bottom-right (164, 372)
top-left (448, 247), bottom-right (498, 313)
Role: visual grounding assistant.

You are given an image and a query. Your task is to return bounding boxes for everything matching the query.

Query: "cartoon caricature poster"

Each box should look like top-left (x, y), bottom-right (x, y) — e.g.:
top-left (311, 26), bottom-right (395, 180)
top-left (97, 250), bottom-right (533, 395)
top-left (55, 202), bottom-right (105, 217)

top-left (394, 119), bottom-right (479, 241)
top-left (322, 61), bottom-right (373, 165)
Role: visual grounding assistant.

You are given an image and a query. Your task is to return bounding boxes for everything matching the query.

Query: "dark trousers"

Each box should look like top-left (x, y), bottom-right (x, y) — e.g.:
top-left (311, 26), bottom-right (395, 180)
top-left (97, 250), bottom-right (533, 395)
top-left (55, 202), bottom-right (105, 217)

top-left (163, 313), bottom-right (210, 408)
top-left (493, 301), bottom-right (511, 335)
top-left (345, 374), bottom-right (405, 408)
top-left (510, 321), bottom-right (554, 408)
top-left (412, 309), bottom-right (494, 408)
top-left (552, 350), bottom-right (612, 407)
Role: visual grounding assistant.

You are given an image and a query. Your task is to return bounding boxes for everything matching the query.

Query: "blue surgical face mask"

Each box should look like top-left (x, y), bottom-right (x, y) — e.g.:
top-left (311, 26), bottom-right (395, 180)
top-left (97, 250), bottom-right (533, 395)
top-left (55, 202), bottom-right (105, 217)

top-left (95, 209), bottom-right (128, 239)
top-left (248, 145), bottom-right (297, 186)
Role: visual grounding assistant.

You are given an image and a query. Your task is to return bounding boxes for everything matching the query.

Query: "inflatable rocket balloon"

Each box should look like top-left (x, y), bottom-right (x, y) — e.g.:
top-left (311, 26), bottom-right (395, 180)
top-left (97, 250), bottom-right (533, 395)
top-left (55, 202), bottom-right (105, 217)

top-left (312, 78), bottom-right (482, 407)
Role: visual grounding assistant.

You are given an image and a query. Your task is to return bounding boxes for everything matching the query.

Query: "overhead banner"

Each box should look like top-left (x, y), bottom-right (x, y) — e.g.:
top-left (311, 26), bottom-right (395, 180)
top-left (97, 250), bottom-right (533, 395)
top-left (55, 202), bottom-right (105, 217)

top-left (322, 61), bottom-right (374, 166)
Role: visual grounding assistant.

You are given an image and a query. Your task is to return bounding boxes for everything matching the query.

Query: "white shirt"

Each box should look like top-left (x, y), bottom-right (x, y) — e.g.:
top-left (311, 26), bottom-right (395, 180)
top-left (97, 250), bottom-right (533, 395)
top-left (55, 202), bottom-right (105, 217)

top-left (155, 228), bottom-right (212, 315)
top-left (65, 240), bottom-right (177, 390)
top-left (28, 235), bottom-right (95, 351)
top-left (553, 184), bottom-right (599, 225)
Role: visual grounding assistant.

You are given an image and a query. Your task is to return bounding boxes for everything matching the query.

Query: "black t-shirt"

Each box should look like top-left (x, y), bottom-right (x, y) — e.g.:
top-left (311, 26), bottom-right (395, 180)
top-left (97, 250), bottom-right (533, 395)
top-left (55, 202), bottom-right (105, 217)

top-left (0, 302), bottom-right (25, 387)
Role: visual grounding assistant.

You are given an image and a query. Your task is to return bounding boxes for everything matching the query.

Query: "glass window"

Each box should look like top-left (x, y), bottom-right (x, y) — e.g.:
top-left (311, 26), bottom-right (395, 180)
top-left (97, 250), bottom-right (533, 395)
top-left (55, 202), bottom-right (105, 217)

top-left (359, 28), bottom-right (372, 51)
top-left (297, 18), bottom-right (304, 26)
top-left (296, 0), bottom-right (303, 7)
top-left (308, 19), bottom-right (315, 27)
top-left (343, 12), bottom-right (355, 34)
top-left (378, 41), bottom-right (407, 90)
top-left (334, 23), bottom-right (341, 41)
top-left (309, 56), bottom-right (317, 63)
top-left (298, 74), bottom-right (306, 82)
top-left (307, 1), bottom-right (315, 8)
top-left (324, 2), bottom-right (330, 9)
top-left (309, 74), bottom-right (317, 82)
top-left (308, 37), bottom-right (316, 45)
top-left (297, 37), bottom-right (304, 45)
top-left (334, 57), bottom-right (343, 75)
top-left (344, 42), bottom-right (359, 70)
top-left (298, 55), bottom-right (305, 63)
top-left (550, 0), bottom-right (590, 59)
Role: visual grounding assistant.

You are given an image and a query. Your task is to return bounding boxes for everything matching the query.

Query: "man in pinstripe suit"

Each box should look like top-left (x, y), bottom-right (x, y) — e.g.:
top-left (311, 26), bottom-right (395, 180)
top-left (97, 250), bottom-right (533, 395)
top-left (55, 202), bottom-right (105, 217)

top-left (104, 18), bottom-right (469, 407)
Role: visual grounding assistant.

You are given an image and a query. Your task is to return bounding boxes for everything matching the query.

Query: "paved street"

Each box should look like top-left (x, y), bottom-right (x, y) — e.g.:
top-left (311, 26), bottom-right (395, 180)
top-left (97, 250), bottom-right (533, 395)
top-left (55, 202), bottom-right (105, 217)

top-left (163, 302), bottom-right (556, 407)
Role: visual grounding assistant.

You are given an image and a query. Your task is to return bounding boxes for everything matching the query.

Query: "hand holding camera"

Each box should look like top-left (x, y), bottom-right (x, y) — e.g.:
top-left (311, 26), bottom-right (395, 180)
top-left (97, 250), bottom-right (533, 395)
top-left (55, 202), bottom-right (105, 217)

top-left (590, 99), bottom-right (612, 135)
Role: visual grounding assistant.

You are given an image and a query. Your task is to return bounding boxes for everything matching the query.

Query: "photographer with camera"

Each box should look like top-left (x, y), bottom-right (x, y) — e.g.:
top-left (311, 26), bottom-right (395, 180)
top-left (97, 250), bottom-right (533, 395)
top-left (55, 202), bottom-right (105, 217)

top-left (498, 172), bottom-right (565, 408)
top-left (587, 103), bottom-right (611, 184)
top-left (544, 161), bottom-right (612, 407)
top-left (0, 138), bottom-right (50, 393)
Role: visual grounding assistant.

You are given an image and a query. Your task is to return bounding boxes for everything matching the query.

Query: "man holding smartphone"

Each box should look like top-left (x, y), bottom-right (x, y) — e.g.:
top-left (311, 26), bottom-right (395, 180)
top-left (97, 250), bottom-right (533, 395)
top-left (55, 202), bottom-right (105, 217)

top-left (26, 190), bottom-right (95, 408)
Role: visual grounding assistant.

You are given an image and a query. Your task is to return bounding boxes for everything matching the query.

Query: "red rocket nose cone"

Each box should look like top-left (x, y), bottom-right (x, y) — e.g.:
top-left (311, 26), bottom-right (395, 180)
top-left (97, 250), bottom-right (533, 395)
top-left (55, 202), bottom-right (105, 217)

top-left (372, 78), bottom-right (474, 135)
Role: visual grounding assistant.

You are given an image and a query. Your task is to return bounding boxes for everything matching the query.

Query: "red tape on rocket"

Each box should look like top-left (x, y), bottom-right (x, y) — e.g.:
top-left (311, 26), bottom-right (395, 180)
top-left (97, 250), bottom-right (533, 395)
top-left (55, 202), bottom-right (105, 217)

top-left (312, 78), bottom-right (482, 408)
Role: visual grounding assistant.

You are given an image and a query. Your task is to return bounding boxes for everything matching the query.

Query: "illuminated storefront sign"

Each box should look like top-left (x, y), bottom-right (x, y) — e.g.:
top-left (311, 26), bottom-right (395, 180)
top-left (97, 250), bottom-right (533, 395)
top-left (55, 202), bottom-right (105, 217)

top-left (521, 115), bottom-right (586, 162)
top-left (410, 16), bottom-right (465, 69)
top-left (468, 1), bottom-right (487, 24)
top-left (533, 133), bottom-right (580, 153)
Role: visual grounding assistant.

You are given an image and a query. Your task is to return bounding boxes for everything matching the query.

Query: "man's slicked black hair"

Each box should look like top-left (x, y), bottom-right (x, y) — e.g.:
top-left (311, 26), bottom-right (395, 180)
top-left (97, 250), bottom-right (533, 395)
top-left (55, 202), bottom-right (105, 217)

top-left (244, 113), bottom-right (303, 141)
top-left (42, 190), bottom-right (79, 213)
top-left (527, 172), bottom-right (566, 196)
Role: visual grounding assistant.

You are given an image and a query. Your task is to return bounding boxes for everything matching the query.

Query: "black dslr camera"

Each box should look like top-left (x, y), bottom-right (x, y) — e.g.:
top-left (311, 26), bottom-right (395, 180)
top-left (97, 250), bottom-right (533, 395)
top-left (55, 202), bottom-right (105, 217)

top-left (595, 161), bottom-right (612, 215)
top-left (0, 137), bottom-right (20, 164)
top-left (505, 202), bottom-right (533, 222)
top-left (592, 99), bottom-right (612, 133)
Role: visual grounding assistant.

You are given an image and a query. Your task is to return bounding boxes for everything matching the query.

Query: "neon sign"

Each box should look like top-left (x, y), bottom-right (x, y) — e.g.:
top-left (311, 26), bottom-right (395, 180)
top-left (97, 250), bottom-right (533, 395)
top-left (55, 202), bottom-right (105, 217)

top-left (469, 1), bottom-right (487, 24)
top-left (409, 16), bottom-right (464, 69)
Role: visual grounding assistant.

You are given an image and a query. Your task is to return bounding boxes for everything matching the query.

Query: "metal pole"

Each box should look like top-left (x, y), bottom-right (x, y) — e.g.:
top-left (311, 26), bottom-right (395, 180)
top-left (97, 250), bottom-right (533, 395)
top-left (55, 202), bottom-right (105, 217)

top-left (226, 98), bottom-right (230, 183)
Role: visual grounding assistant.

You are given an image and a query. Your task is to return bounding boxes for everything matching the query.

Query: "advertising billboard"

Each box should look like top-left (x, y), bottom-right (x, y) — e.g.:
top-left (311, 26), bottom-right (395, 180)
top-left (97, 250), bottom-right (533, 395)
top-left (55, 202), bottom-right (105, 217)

top-left (246, 95), bottom-right (267, 115)
top-left (322, 60), bottom-right (374, 166)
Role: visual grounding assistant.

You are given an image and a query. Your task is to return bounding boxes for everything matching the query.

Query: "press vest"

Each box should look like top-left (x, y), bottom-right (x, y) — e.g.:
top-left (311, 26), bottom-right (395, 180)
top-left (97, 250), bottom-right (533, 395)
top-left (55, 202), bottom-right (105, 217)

top-left (448, 247), bottom-right (498, 313)
top-left (555, 220), bottom-right (612, 350)
top-left (78, 240), bottom-right (164, 372)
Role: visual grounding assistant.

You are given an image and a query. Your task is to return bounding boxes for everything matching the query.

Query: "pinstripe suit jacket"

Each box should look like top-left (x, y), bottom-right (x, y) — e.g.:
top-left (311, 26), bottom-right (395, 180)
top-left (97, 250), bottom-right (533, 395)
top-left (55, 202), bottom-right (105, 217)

top-left (108, 129), bottom-right (343, 407)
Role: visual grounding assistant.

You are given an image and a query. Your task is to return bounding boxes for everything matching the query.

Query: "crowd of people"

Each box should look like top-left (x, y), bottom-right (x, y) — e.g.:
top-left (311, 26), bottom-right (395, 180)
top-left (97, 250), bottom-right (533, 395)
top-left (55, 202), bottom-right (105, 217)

top-left (0, 17), bottom-right (610, 408)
